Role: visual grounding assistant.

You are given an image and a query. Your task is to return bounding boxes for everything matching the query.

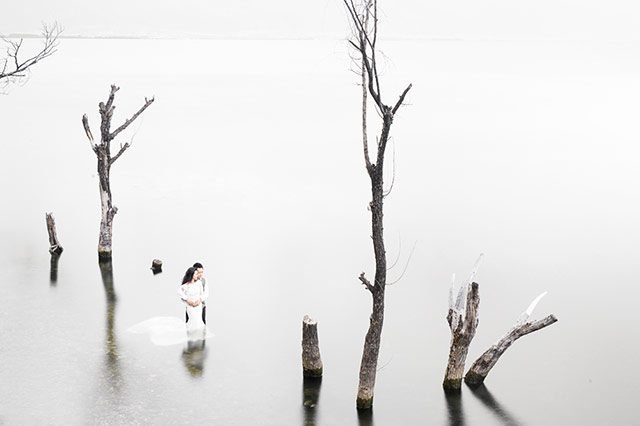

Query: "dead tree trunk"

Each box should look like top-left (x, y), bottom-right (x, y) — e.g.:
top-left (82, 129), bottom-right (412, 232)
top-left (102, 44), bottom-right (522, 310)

top-left (302, 315), bottom-right (323, 378)
top-left (82, 85), bottom-right (154, 262)
top-left (344, 0), bottom-right (412, 410)
top-left (444, 281), bottom-right (480, 391)
top-left (45, 212), bottom-right (63, 254)
top-left (465, 293), bottom-right (558, 387)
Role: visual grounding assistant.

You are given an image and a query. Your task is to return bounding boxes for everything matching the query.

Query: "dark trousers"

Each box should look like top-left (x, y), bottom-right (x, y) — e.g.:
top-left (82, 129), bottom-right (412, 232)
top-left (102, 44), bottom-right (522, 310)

top-left (185, 305), bottom-right (207, 324)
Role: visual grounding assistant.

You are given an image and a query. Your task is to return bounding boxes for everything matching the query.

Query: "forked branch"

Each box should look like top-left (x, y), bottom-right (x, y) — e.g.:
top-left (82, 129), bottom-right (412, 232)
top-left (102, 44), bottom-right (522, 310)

top-left (0, 22), bottom-right (61, 85)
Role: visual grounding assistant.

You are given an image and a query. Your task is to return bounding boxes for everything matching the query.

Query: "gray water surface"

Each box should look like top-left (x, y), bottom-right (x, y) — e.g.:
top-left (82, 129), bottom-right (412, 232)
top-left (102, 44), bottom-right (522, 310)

top-left (1, 39), bottom-right (639, 425)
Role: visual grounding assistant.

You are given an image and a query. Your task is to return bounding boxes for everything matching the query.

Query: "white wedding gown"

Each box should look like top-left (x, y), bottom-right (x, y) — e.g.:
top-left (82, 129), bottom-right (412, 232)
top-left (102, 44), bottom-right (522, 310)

top-left (127, 282), bottom-right (212, 345)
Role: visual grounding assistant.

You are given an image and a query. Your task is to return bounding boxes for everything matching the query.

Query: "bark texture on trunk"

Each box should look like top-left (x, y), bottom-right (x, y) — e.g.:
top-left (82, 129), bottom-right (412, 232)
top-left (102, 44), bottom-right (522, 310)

top-left (465, 314), bottom-right (558, 387)
top-left (45, 212), bottom-right (63, 254)
top-left (82, 85), bottom-right (154, 261)
top-left (97, 151), bottom-right (116, 261)
top-left (302, 315), bottom-right (323, 378)
top-left (444, 281), bottom-right (480, 391)
top-left (356, 111), bottom-right (392, 410)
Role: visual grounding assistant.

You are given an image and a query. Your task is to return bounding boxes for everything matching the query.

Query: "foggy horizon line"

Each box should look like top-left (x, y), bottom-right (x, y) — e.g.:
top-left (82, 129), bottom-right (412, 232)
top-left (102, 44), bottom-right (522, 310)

top-left (4, 32), bottom-right (640, 44)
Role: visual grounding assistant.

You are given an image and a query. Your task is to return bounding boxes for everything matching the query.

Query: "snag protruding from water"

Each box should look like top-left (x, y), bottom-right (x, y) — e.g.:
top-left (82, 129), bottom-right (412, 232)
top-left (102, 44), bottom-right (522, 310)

top-left (443, 255), bottom-right (483, 391)
top-left (81, 85), bottom-right (154, 262)
top-left (151, 259), bottom-right (163, 274)
top-left (302, 315), bottom-right (323, 378)
top-left (464, 293), bottom-right (558, 387)
top-left (343, 0), bottom-right (412, 410)
top-left (45, 212), bottom-right (63, 255)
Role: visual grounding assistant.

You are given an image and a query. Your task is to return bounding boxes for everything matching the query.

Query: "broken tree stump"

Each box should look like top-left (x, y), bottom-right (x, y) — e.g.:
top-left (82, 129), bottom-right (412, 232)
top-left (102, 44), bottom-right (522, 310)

top-left (465, 292), bottom-right (558, 387)
top-left (443, 255), bottom-right (483, 392)
top-left (151, 259), bottom-right (163, 274)
top-left (444, 281), bottom-right (480, 391)
top-left (45, 212), bottom-right (63, 255)
top-left (302, 315), bottom-right (323, 378)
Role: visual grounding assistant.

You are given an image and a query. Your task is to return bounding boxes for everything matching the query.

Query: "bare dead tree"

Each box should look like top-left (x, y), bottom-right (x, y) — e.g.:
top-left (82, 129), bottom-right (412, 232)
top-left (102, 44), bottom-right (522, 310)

top-left (82, 85), bottom-right (154, 261)
top-left (464, 292), bottom-right (558, 387)
top-left (343, 0), bottom-right (412, 410)
top-left (0, 23), bottom-right (62, 90)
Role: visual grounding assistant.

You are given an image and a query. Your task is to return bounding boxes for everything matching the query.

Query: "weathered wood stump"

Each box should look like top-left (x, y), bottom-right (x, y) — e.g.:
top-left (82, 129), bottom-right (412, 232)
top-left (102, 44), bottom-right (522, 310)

top-left (465, 292), bottom-right (558, 387)
top-left (444, 281), bottom-right (480, 391)
top-left (45, 213), bottom-right (63, 255)
top-left (302, 315), bottom-right (323, 378)
top-left (151, 259), bottom-right (163, 274)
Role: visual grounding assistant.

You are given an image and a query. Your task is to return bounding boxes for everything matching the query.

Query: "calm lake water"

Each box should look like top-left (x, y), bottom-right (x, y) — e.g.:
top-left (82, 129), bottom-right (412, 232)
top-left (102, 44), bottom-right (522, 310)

top-left (1, 38), bottom-right (639, 425)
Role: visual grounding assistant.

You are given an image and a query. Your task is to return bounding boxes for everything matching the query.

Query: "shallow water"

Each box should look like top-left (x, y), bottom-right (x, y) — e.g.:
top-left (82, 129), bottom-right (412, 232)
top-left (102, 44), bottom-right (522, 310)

top-left (1, 38), bottom-right (639, 425)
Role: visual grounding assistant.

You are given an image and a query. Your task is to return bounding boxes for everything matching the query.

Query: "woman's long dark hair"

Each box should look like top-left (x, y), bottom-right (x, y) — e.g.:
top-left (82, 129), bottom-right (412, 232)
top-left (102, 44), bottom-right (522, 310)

top-left (182, 266), bottom-right (197, 284)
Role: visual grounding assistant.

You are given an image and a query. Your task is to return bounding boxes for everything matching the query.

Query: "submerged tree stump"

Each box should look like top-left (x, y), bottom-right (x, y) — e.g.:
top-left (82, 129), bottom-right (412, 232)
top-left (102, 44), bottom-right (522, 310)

top-left (444, 281), bottom-right (480, 391)
top-left (151, 259), bottom-right (163, 274)
top-left (302, 315), bottom-right (323, 378)
top-left (465, 293), bottom-right (558, 387)
top-left (45, 212), bottom-right (63, 255)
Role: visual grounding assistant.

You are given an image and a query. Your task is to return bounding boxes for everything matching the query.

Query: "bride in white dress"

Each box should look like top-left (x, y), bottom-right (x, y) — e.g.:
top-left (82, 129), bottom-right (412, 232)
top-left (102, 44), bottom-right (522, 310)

top-left (178, 266), bottom-right (207, 335)
top-left (127, 267), bottom-right (212, 346)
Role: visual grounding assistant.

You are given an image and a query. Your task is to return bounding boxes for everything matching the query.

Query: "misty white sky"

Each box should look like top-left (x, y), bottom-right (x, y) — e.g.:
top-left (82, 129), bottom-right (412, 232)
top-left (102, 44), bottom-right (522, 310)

top-left (2, 0), bottom-right (640, 40)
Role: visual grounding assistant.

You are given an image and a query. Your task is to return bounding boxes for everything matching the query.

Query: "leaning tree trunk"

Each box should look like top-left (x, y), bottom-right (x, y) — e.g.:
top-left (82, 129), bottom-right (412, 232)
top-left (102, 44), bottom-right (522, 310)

top-left (465, 292), bottom-right (558, 387)
top-left (443, 281), bottom-right (480, 391)
top-left (82, 85), bottom-right (154, 262)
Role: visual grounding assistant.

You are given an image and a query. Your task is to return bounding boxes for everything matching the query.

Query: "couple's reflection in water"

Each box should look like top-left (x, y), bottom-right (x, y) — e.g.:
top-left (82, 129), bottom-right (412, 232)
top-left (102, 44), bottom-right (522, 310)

top-left (445, 384), bottom-right (521, 426)
top-left (182, 332), bottom-right (209, 377)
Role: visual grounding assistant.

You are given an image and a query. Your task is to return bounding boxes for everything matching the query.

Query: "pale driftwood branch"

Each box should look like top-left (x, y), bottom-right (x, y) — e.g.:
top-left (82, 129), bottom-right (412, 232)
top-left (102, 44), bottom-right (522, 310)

top-left (465, 312), bottom-right (558, 387)
top-left (443, 281), bottom-right (480, 391)
top-left (110, 96), bottom-right (155, 141)
top-left (302, 315), bottom-right (323, 378)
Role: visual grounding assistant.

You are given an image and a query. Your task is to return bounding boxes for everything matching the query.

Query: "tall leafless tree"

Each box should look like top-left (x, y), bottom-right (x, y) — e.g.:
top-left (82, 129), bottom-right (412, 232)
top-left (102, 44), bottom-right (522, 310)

top-left (0, 23), bottom-right (61, 90)
top-left (82, 85), bottom-right (154, 261)
top-left (344, 0), bottom-right (412, 410)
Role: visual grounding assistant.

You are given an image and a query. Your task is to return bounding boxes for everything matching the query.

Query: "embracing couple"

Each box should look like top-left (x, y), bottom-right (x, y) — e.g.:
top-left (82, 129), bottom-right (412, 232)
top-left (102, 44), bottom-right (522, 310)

top-left (177, 262), bottom-right (209, 330)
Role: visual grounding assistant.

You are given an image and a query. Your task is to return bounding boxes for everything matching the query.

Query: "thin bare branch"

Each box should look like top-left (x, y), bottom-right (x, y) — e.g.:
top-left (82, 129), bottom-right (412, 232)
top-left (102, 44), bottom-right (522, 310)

top-left (81, 114), bottom-right (97, 152)
top-left (0, 23), bottom-right (62, 83)
top-left (110, 96), bottom-right (155, 141)
top-left (358, 272), bottom-right (375, 293)
top-left (392, 83), bottom-right (412, 115)
top-left (383, 137), bottom-right (396, 197)
top-left (110, 143), bottom-right (131, 165)
top-left (387, 234), bottom-right (402, 271)
top-left (386, 241), bottom-right (417, 286)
